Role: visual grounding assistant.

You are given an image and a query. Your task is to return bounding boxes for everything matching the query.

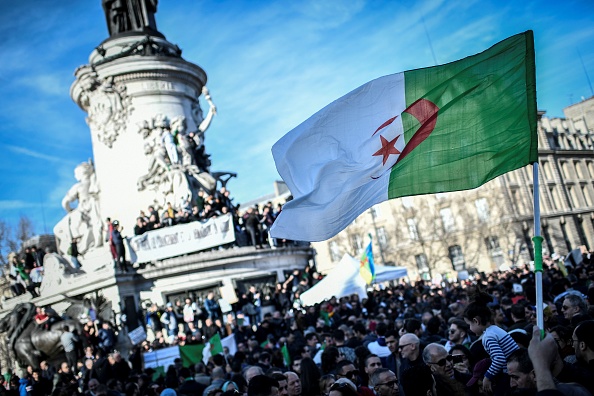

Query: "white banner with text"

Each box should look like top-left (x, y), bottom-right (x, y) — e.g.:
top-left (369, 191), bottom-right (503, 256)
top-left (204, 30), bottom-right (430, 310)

top-left (128, 215), bottom-right (235, 263)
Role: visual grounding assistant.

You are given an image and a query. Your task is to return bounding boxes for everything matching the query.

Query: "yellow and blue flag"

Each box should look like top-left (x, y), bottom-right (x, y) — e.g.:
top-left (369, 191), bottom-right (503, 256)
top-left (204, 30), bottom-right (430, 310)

top-left (359, 234), bottom-right (375, 284)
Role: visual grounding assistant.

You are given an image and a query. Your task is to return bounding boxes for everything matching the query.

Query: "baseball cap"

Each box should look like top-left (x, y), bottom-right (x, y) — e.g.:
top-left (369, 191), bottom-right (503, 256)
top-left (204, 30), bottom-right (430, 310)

top-left (466, 358), bottom-right (491, 387)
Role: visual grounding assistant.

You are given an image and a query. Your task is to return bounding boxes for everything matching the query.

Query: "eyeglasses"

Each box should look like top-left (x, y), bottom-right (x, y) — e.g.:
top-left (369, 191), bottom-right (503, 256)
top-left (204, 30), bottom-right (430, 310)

top-left (449, 329), bottom-right (458, 334)
top-left (427, 355), bottom-right (453, 367)
top-left (561, 305), bottom-right (573, 311)
top-left (398, 343), bottom-right (413, 350)
top-left (375, 380), bottom-right (398, 388)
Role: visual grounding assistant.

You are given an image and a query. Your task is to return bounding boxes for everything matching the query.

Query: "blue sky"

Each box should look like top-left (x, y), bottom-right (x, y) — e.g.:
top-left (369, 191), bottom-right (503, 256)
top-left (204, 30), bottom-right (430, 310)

top-left (0, 0), bottom-right (593, 235)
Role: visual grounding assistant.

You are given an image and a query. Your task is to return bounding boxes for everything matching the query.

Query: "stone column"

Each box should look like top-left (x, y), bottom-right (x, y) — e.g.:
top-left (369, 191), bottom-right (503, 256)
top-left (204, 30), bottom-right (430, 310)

top-left (70, 35), bottom-right (208, 231)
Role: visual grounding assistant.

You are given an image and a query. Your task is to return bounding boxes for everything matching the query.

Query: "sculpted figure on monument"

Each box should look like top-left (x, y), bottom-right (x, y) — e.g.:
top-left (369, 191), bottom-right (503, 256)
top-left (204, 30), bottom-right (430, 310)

top-left (191, 87), bottom-right (217, 171)
top-left (137, 113), bottom-right (221, 211)
top-left (0, 303), bottom-right (84, 369)
top-left (53, 161), bottom-right (103, 257)
top-left (102, 0), bottom-right (159, 37)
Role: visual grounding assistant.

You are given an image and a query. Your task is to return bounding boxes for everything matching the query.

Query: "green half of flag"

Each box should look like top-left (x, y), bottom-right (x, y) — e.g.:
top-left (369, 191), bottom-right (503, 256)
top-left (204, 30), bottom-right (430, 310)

top-left (281, 344), bottom-right (291, 367)
top-left (179, 344), bottom-right (206, 368)
top-left (389, 30), bottom-right (537, 198)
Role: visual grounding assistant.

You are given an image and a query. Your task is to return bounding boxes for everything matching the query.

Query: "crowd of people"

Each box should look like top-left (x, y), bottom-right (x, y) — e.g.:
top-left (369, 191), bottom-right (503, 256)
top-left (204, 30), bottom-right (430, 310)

top-left (6, 246), bottom-right (45, 299)
top-left (3, 251), bottom-right (594, 396)
top-left (130, 187), bottom-right (290, 250)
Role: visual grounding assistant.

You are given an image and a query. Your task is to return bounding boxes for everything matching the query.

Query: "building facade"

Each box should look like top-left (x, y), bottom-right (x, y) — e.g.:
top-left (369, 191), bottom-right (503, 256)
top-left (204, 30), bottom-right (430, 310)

top-left (310, 96), bottom-right (594, 279)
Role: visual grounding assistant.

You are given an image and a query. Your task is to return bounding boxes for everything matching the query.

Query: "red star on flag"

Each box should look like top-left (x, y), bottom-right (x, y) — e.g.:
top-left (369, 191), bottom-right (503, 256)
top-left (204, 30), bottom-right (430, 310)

top-left (372, 134), bottom-right (401, 165)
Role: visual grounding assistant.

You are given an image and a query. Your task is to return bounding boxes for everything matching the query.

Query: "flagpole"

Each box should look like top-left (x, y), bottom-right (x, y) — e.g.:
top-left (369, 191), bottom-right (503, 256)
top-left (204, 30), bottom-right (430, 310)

top-left (532, 163), bottom-right (545, 335)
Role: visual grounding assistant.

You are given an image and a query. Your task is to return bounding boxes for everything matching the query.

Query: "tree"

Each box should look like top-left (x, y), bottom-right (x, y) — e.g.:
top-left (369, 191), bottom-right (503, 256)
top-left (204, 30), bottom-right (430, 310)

top-left (0, 220), bottom-right (16, 268)
top-left (0, 216), bottom-right (35, 269)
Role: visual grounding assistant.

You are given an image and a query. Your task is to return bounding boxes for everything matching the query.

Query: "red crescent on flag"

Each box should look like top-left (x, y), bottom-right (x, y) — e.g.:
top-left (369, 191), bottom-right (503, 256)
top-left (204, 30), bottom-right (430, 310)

top-left (372, 115), bottom-right (398, 136)
top-left (395, 98), bottom-right (439, 164)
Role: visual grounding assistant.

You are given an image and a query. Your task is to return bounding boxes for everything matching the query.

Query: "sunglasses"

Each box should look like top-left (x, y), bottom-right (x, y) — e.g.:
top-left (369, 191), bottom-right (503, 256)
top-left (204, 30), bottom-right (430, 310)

top-left (339, 370), bottom-right (359, 378)
top-left (427, 355), bottom-right (453, 367)
top-left (398, 343), bottom-right (413, 350)
top-left (376, 380), bottom-right (398, 388)
top-left (330, 382), bottom-right (354, 392)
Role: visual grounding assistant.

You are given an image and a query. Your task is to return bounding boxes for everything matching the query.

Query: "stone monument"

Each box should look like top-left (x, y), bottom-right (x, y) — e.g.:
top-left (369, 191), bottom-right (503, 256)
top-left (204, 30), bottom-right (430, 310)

top-left (0, 4), bottom-right (314, 352)
top-left (69, 0), bottom-right (226, 244)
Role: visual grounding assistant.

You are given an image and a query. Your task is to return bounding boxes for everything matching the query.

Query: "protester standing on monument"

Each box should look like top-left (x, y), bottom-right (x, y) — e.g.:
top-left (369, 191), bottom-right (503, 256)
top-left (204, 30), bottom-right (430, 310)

top-left (110, 220), bottom-right (128, 273)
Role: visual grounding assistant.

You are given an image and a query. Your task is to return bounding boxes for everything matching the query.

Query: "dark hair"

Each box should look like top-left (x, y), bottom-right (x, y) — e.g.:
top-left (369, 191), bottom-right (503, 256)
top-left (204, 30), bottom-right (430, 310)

top-left (305, 332), bottom-right (318, 342)
top-left (333, 329), bottom-right (346, 342)
top-left (268, 373), bottom-right (286, 383)
top-left (335, 359), bottom-right (355, 375)
top-left (364, 354), bottom-right (380, 367)
top-left (247, 375), bottom-right (279, 396)
top-left (179, 367), bottom-right (191, 378)
top-left (404, 318), bottom-right (422, 334)
top-left (574, 320), bottom-right (594, 350)
top-left (401, 365), bottom-right (433, 396)
top-left (124, 383), bottom-right (139, 396)
top-left (426, 316), bottom-right (441, 335)
top-left (321, 346), bottom-right (340, 375)
top-left (450, 318), bottom-right (469, 333)
top-left (463, 289), bottom-right (493, 325)
top-left (299, 357), bottom-right (321, 395)
top-left (376, 322), bottom-right (387, 337)
top-left (213, 354), bottom-right (225, 367)
top-left (507, 348), bottom-right (532, 373)
top-left (450, 344), bottom-right (474, 368)
top-left (352, 323), bottom-right (366, 335)
top-left (510, 304), bottom-right (526, 320)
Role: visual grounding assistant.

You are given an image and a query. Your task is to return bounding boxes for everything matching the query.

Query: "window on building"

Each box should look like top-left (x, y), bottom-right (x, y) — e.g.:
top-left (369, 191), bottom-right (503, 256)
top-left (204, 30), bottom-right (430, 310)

top-left (569, 186), bottom-right (580, 208)
top-left (329, 241), bottom-right (341, 262)
top-left (475, 198), bottom-right (489, 222)
top-left (582, 185), bottom-right (593, 207)
top-left (485, 236), bottom-right (504, 267)
top-left (575, 161), bottom-right (585, 179)
top-left (549, 187), bottom-right (560, 210)
top-left (587, 161), bottom-right (594, 178)
top-left (448, 245), bottom-right (466, 271)
top-left (370, 206), bottom-right (381, 219)
top-left (440, 207), bottom-right (455, 232)
top-left (561, 161), bottom-right (571, 179)
top-left (541, 161), bottom-right (550, 180)
top-left (351, 234), bottom-right (363, 252)
top-left (401, 197), bottom-right (413, 209)
top-left (377, 227), bottom-right (387, 247)
top-left (485, 236), bottom-right (501, 253)
top-left (407, 218), bottom-right (419, 240)
top-left (508, 170), bottom-right (518, 183)
top-left (415, 253), bottom-right (429, 273)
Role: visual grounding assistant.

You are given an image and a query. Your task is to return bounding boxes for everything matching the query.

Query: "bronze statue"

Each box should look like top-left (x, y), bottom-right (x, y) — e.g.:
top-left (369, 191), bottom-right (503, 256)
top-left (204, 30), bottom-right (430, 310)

top-left (0, 303), bottom-right (84, 368)
top-left (102, 0), bottom-right (159, 37)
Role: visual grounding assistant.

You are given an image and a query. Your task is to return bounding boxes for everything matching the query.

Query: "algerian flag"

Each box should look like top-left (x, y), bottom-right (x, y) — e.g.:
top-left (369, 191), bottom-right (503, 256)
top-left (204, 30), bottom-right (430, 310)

top-left (202, 333), bottom-right (224, 364)
top-left (270, 31), bottom-right (537, 242)
top-left (281, 344), bottom-right (291, 367)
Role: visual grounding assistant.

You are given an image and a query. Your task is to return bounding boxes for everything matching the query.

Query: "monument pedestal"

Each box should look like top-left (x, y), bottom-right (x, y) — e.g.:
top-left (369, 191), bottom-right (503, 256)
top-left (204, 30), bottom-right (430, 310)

top-left (70, 34), bottom-right (210, 231)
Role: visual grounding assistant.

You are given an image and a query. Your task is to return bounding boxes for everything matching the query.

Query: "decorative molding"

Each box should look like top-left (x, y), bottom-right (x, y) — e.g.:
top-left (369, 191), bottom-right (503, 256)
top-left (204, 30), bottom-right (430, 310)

top-left (83, 75), bottom-right (134, 148)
